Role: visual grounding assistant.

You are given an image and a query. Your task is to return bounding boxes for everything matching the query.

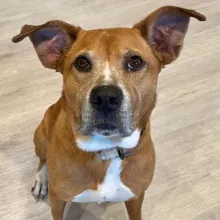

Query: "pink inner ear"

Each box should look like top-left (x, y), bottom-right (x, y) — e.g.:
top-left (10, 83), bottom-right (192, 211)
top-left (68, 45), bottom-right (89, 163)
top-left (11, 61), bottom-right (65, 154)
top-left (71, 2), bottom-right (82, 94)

top-left (153, 25), bottom-right (185, 54)
top-left (47, 53), bottom-right (60, 64)
top-left (35, 35), bottom-right (66, 68)
top-left (153, 26), bottom-right (170, 52)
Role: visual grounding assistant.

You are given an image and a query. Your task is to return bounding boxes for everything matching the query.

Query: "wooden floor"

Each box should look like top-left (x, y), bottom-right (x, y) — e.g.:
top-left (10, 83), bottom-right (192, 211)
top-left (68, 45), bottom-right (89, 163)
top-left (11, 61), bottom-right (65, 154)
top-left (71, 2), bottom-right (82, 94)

top-left (1, 0), bottom-right (220, 219)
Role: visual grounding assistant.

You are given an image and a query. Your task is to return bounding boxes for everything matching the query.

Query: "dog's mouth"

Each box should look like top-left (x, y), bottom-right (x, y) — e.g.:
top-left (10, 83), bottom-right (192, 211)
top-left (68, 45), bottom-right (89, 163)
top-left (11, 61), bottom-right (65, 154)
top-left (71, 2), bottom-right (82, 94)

top-left (80, 108), bottom-right (134, 137)
top-left (80, 118), bottom-right (129, 137)
top-left (91, 121), bottom-right (121, 137)
top-left (96, 123), bottom-right (117, 131)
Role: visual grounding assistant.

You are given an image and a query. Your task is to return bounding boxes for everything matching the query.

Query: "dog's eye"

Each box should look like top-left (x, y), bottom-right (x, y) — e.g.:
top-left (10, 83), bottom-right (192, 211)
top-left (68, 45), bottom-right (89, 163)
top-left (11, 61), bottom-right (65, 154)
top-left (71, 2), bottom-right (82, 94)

top-left (126, 55), bottom-right (145, 72)
top-left (74, 56), bottom-right (92, 72)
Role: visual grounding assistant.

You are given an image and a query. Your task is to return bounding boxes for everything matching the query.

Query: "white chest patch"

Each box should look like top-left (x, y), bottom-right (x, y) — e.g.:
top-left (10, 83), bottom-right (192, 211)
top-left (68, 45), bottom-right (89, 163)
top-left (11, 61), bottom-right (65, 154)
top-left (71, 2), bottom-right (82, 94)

top-left (72, 158), bottom-right (134, 203)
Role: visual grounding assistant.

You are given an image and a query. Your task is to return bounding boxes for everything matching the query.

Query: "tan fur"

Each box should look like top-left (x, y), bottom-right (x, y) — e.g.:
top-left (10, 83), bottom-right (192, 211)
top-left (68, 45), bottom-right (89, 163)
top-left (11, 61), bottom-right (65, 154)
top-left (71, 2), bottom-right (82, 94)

top-left (12, 5), bottom-right (206, 220)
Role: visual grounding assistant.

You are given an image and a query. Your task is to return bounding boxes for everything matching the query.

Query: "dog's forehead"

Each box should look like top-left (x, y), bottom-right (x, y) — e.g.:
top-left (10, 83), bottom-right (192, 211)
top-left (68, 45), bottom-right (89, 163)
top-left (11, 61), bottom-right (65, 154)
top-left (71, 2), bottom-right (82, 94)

top-left (72, 28), bottom-right (150, 56)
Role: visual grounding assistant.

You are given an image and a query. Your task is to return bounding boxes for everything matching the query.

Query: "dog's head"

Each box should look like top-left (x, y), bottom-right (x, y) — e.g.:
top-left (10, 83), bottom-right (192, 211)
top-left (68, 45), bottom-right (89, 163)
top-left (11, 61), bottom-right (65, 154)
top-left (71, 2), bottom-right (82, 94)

top-left (13, 6), bottom-right (205, 149)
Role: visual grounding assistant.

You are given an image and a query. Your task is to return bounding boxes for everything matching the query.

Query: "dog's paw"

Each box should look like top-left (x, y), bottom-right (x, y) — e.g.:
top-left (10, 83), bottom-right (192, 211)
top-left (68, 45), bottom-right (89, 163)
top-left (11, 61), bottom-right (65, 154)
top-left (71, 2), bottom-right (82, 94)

top-left (31, 163), bottom-right (48, 202)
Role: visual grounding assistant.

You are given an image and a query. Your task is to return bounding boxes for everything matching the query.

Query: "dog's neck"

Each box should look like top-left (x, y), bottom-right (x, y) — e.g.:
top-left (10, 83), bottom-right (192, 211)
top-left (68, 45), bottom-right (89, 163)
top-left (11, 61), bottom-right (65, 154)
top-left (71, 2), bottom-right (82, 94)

top-left (95, 129), bottom-right (145, 160)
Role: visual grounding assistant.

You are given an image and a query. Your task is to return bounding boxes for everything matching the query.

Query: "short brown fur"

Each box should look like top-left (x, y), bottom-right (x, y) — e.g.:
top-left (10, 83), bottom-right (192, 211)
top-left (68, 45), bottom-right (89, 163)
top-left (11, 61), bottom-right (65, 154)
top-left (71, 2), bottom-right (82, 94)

top-left (12, 5), bottom-right (206, 220)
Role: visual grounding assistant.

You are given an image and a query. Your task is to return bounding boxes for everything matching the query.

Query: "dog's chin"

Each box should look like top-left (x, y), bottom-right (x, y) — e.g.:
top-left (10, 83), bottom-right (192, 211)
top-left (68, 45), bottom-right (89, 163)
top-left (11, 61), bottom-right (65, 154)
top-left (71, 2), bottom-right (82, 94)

top-left (81, 127), bottom-right (122, 138)
top-left (80, 124), bottom-right (133, 138)
top-left (77, 126), bottom-right (140, 152)
top-left (91, 129), bottom-right (121, 138)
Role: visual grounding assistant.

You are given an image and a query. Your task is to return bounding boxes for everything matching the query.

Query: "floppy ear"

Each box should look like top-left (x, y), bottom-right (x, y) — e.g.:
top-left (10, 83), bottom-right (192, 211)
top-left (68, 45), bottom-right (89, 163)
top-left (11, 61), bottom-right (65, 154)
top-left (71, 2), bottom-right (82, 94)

top-left (12, 20), bottom-right (81, 71)
top-left (134, 6), bottom-right (206, 65)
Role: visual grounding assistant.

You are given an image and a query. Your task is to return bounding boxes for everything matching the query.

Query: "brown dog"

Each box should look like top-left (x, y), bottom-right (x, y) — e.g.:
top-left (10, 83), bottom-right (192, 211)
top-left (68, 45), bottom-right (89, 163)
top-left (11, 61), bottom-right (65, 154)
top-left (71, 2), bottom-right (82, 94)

top-left (12, 6), bottom-right (206, 220)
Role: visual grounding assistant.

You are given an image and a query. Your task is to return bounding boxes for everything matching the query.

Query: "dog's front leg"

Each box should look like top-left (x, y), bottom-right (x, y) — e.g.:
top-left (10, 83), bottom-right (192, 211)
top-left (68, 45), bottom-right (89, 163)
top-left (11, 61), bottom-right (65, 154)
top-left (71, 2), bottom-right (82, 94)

top-left (125, 192), bottom-right (145, 220)
top-left (49, 183), bottom-right (67, 220)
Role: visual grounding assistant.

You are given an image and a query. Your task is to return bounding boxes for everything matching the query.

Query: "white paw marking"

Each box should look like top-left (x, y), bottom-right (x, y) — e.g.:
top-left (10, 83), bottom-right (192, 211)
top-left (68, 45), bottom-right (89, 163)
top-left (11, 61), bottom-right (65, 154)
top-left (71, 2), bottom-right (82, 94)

top-left (31, 163), bottom-right (48, 202)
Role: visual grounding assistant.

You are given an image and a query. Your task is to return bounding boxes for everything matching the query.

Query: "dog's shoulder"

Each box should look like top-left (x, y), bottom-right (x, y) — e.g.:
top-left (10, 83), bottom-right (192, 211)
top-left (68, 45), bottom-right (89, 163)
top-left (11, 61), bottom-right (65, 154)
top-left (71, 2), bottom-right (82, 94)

top-left (40, 96), bottom-right (66, 137)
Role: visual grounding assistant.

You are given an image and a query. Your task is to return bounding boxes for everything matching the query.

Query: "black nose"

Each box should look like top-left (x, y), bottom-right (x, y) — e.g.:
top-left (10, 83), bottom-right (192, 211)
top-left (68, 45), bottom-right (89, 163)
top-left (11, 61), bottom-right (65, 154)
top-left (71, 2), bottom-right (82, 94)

top-left (90, 86), bottom-right (123, 113)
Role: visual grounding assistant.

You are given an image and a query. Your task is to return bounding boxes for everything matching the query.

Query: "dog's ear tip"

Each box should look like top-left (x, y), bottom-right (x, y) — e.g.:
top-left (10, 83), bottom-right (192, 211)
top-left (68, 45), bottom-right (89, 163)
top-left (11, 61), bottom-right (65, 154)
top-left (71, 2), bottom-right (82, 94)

top-left (188, 9), bottom-right (207, 21)
top-left (12, 24), bottom-right (31, 43)
top-left (12, 36), bottom-right (19, 43)
top-left (158, 5), bottom-right (207, 22)
top-left (199, 14), bottom-right (207, 21)
top-left (12, 35), bottom-right (23, 43)
top-left (200, 16), bottom-right (207, 22)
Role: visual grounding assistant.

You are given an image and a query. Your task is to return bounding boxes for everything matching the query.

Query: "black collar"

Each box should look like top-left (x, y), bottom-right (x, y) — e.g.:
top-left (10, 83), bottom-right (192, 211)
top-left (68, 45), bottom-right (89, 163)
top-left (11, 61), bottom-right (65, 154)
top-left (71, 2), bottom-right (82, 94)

top-left (96, 129), bottom-right (145, 161)
top-left (117, 128), bottom-right (145, 160)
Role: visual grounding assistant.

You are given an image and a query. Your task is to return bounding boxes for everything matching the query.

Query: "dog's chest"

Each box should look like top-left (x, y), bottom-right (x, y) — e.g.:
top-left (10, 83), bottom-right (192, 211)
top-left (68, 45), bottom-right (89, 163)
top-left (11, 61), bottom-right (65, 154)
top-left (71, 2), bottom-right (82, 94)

top-left (72, 158), bottom-right (134, 203)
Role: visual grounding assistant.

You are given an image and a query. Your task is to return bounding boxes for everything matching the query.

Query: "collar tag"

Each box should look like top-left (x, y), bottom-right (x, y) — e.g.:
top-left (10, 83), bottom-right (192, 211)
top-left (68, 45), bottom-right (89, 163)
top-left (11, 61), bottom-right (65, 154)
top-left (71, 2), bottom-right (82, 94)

top-left (117, 148), bottom-right (133, 160)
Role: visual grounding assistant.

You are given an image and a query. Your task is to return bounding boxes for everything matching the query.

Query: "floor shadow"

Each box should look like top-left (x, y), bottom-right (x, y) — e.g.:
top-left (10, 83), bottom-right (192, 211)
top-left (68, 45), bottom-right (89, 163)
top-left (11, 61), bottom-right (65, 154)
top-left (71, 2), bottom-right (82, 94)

top-left (64, 202), bottom-right (127, 220)
top-left (64, 202), bottom-right (107, 220)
